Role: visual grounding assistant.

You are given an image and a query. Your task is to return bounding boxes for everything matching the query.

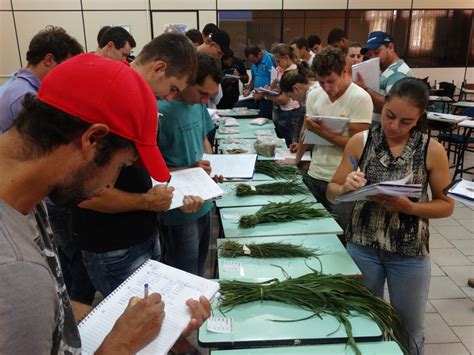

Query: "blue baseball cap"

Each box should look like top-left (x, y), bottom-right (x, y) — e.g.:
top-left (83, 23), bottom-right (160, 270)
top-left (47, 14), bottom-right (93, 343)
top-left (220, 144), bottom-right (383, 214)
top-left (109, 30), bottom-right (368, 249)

top-left (361, 31), bottom-right (394, 54)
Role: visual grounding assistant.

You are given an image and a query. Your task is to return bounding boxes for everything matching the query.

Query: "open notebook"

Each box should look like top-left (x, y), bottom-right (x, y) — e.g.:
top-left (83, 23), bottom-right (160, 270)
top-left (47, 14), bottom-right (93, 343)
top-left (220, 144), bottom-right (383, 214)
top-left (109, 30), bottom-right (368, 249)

top-left (335, 174), bottom-right (422, 202)
top-left (447, 179), bottom-right (474, 206)
top-left (202, 153), bottom-right (257, 179)
top-left (78, 260), bottom-right (219, 355)
top-left (152, 168), bottom-right (224, 210)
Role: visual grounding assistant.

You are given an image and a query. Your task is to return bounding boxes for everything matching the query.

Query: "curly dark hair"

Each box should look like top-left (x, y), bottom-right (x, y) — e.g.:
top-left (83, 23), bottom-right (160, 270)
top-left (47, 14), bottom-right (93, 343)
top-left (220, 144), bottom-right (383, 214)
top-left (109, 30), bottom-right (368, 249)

top-left (311, 46), bottom-right (346, 77)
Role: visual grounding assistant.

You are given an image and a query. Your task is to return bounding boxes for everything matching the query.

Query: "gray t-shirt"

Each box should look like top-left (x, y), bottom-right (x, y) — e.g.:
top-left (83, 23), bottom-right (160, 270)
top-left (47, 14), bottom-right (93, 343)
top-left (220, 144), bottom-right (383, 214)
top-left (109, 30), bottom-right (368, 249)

top-left (0, 199), bottom-right (81, 354)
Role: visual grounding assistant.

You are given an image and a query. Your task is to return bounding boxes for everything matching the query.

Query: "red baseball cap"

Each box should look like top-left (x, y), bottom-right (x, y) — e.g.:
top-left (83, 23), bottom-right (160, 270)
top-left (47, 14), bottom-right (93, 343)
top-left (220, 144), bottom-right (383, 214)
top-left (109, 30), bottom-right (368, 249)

top-left (37, 53), bottom-right (170, 182)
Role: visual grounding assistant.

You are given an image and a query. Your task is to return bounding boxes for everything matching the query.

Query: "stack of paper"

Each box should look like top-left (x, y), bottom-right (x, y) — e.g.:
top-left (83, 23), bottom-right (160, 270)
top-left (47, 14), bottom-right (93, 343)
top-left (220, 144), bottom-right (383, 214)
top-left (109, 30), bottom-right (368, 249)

top-left (335, 175), bottom-right (422, 202)
top-left (303, 115), bottom-right (350, 145)
top-left (274, 150), bottom-right (311, 162)
top-left (238, 92), bottom-right (254, 101)
top-left (202, 153), bottom-right (257, 179)
top-left (352, 57), bottom-right (380, 92)
top-left (427, 112), bottom-right (468, 123)
top-left (447, 179), bottom-right (474, 206)
top-left (271, 67), bottom-right (278, 82)
top-left (255, 87), bottom-right (280, 96)
top-left (152, 168), bottom-right (224, 210)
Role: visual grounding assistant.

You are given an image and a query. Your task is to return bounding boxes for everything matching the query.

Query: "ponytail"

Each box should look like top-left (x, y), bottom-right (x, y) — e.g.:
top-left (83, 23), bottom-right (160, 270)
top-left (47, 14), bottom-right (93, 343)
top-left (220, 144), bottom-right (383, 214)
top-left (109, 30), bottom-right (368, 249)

top-left (280, 64), bottom-right (310, 93)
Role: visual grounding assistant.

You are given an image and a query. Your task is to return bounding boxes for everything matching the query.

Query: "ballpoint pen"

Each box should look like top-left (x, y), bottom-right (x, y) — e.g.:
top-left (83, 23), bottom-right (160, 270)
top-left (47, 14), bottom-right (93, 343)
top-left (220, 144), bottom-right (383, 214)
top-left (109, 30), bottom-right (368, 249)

top-left (349, 155), bottom-right (359, 171)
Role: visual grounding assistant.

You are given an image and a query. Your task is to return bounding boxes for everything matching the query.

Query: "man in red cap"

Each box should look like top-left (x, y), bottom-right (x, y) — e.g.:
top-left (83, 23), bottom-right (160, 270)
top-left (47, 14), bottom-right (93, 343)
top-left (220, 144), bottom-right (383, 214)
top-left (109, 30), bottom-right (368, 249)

top-left (75, 33), bottom-right (203, 301)
top-left (0, 53), bottom-right (209, 354)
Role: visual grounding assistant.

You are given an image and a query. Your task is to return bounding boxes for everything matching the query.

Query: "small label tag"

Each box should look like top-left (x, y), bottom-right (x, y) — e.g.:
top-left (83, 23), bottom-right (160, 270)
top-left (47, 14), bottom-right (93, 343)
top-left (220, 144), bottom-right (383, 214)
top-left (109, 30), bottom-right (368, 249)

top-left (242, 244), bottom-right (251, 255)
top-left (222, 213), bottom-right (241, 220)
top-left (207, 316), bottom-right (234, 333)
top-left (250, 185), bottom-right (257, 191)
top-left (222, 260), bottom-right (243, 272)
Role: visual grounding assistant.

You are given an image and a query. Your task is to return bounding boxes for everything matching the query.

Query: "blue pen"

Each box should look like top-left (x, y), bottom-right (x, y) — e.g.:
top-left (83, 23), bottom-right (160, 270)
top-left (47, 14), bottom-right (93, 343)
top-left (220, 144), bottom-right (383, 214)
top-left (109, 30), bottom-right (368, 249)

top-left (144, 283), bottom-right (149, 298)
top-left (349, 155), bottom-right (358, 171)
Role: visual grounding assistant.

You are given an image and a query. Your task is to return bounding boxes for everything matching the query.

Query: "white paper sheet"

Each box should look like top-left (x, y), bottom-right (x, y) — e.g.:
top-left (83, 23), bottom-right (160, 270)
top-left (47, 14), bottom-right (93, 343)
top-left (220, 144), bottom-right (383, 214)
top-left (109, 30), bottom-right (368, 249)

top-left (302, 115), bottom-right (350, 145)
top-left (202, 153), bottom-right (257, 179)
top-left (152, 168), bottom-right (224, 210)
top-left (352, 57), bottom-right (380, 93)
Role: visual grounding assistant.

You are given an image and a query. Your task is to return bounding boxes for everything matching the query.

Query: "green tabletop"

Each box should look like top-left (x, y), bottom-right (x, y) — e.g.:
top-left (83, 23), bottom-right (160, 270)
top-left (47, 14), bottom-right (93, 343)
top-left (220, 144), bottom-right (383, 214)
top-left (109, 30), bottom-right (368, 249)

top-left (217, 234), bottom-right (361, 280)
top-left (198, 300), bottom-right (382, 348)
top-left (219, 204), bottom-right (342, 238)
top-left (211, 341), bottom-right (403, 354)
top-left (216, 120), bottom-right (277, 140)
top-left (216, 181), bottom-right (315, 208)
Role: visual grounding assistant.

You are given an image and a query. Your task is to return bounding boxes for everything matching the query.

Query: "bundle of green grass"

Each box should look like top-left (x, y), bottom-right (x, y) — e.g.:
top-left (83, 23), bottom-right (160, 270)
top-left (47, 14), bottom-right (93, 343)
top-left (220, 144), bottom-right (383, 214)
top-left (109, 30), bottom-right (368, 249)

top-left (254, 161), bottom-right (300, 180)
top-left (235, 180), bottom-right (307, 196)
top-left (239, 200), bottom-right (330, 228)
top-left (218, 270), bottom-right (412, 355)
top-left (218, 240), bottom-right (322, 259)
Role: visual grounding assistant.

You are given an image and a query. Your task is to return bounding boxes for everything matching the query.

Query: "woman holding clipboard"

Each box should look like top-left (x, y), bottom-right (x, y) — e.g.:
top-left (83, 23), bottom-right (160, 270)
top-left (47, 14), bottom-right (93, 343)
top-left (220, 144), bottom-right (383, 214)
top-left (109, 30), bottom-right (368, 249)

top-left (327, 77), bottom-right (454, 355)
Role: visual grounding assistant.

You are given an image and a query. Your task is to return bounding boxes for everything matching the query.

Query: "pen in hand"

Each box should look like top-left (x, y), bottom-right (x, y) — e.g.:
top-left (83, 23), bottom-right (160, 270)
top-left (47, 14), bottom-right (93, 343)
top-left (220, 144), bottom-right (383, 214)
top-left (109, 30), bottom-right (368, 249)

top-left (144, 283), bottom-right (149, 298)
top-left (349, 155), bottom-right (359, 172)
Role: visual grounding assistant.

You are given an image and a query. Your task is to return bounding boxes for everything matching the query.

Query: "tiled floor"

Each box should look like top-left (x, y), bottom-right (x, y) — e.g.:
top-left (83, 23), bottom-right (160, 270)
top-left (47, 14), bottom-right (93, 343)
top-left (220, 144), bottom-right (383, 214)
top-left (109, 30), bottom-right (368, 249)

top-left (421, 150), bottom-right (474, 355)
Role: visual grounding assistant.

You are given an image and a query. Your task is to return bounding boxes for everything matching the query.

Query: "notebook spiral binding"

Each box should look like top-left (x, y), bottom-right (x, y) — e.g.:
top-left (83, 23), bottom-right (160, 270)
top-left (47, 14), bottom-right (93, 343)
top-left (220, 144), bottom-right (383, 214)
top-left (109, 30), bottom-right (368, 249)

top-left (78, 260), bottom-right (152, 327)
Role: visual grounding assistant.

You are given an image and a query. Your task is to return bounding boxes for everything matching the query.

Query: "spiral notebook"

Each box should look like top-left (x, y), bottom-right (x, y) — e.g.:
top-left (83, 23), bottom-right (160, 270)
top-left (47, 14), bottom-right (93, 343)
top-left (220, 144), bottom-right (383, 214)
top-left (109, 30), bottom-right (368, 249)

top-left (78, 260), bottom-right (219, 354)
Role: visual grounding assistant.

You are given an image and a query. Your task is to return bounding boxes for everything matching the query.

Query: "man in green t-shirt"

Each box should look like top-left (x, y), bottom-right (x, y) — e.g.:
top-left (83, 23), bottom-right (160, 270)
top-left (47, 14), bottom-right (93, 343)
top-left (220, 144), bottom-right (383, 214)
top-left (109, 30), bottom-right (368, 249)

top-left (157, 53), bottom-right (223, 276)
top-left (355, 31), bottom-right (413, 113)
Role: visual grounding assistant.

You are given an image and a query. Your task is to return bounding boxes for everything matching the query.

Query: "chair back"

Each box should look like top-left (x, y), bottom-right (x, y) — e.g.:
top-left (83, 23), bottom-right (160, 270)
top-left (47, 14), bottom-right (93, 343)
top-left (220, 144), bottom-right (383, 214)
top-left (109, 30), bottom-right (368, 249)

top-left (439, 82), bottom-right (456, 98)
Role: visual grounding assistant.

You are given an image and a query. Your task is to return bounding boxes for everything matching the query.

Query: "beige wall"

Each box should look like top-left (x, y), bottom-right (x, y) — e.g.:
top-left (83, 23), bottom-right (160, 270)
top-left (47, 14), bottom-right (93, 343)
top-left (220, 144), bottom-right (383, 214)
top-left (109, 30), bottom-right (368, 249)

top-left (1, 0), bottom-right (472, 85)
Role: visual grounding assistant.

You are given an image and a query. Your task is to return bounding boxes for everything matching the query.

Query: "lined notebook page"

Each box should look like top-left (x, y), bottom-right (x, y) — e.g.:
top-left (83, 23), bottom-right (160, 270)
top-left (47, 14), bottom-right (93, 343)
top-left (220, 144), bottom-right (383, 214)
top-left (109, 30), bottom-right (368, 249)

top-left (79, 260), bottom-right (219, 355)
top-left (202, 154), bottom-right (257, 179)
top-left (152, 167), bottom-right (224, 210)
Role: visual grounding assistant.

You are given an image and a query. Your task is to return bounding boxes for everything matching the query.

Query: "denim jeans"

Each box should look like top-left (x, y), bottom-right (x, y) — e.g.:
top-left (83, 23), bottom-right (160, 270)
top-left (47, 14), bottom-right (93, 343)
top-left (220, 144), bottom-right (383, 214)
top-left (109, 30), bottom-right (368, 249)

top-left (303, 175), bottom-right (354, 232)
top-left (273, 106), bottom-right (304, 147)
top-left (47, 203), bottom-right (96, 304)
top-left (160, 211), bottom-right (212, 277)
top-left (347, 242), bottom-right (430, 355)
top-left (82, 231), bottom-right (161, 297)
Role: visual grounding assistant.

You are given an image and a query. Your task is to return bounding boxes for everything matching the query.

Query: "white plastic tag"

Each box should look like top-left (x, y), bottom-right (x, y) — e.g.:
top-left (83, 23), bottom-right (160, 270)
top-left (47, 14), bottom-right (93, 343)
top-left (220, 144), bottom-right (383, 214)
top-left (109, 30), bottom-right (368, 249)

top-left (207, 316), bottom-right (234, 333)
top-left (242, 244), bottom-right (251, 255)
top-left (250, 185), bottom-right (256, 191)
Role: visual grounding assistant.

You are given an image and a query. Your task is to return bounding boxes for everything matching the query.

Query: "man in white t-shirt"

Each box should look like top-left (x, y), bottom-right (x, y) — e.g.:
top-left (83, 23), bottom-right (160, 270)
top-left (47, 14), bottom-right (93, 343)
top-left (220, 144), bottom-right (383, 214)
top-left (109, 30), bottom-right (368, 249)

top-left (282, 47), bottom-right (373, 230)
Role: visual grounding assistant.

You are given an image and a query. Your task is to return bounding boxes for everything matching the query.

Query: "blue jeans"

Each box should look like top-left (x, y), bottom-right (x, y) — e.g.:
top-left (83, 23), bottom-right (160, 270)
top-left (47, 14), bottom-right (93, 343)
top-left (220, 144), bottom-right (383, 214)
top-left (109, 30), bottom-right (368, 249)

top-left (47, 203), bottom-right (96, 304)
top-left (160, 212), bottom-right (212, 276)
top-left (82, 231), bottom-right (161, 297)
top-left (347, 242), bottom-right (430, 355)
top-left (303, 175), bottom-right (354, 232)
